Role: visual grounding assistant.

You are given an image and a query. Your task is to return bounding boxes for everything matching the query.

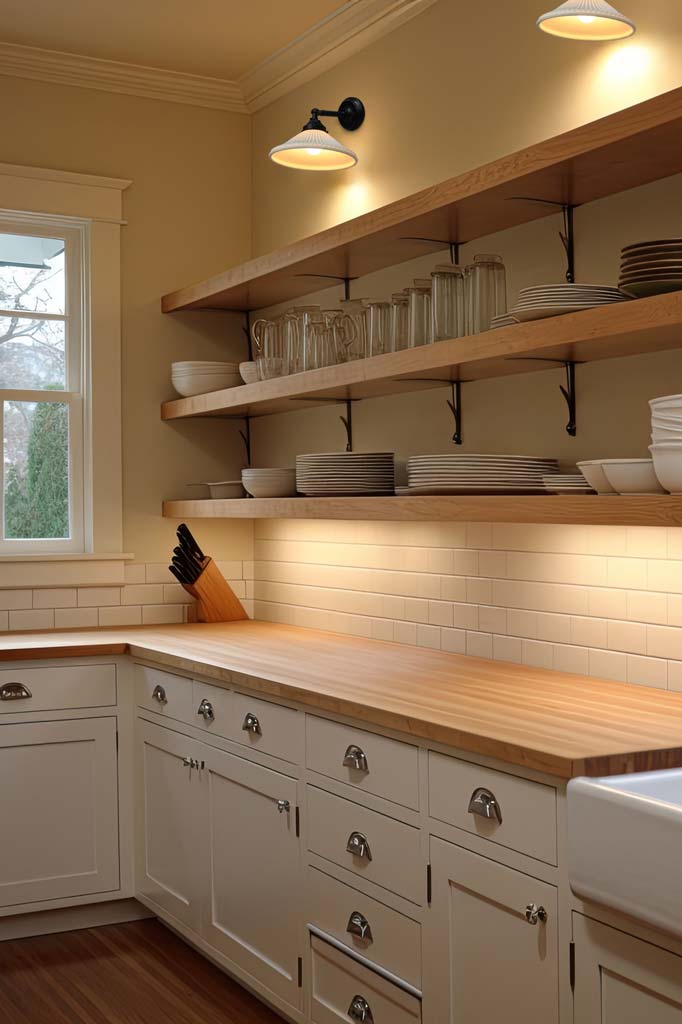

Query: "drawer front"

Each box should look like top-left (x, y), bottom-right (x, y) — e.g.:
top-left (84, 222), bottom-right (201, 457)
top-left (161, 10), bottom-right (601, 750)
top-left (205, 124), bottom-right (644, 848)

top-left (428, 752), bottom-right (557, 865)
top-left (307, 787), bottom-right (423, 905)
top-left (191, 680), bottom-right (233, 737)
top-left (306, 716), bottom-right (419, 810)
top-left (308, 868), bottom-right (421, 989)
top-left (230, 691), bottom-right (303, 764)
top-left (0, 663), bottom-right (116, 714)
top-left (311, 934), bottom-right (421, 1024)
top-left (135, 665), bottom-right (193, 723)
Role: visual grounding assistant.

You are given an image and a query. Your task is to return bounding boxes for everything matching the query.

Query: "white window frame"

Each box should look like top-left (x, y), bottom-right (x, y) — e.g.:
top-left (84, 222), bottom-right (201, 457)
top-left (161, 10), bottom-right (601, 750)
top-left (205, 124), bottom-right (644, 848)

top-left (0, 213), bottom-right (89, 553)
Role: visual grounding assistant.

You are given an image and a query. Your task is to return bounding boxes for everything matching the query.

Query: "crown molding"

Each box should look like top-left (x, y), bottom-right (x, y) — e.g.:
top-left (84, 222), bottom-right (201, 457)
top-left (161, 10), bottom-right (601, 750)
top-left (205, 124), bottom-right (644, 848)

top-left (240, 0), bottom-right (439, 112)
top-left (0, 1), bottom-right (437, 114)
top-left (0, 41), bottom-right (248, 113)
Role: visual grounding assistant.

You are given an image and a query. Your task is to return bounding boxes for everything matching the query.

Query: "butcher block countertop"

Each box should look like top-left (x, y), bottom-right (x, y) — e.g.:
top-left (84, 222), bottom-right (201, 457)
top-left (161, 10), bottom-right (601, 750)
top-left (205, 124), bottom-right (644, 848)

top-left (1, 620), bottom-right (682, 779)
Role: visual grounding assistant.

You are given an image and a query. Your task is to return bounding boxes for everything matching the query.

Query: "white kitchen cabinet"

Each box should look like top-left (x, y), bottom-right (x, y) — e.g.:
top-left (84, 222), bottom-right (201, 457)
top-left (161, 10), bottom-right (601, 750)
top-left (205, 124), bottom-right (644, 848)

top-left (423, 837), bottom-right (559, 1024)
top-left (0, 717), bottom-right (119, 908)
top-left (203, 744), bottom-right (301, 1010)
top-left (135, 718), bottom-right (206, 932)
top-left (573, 915), bottom-right (682, 1023)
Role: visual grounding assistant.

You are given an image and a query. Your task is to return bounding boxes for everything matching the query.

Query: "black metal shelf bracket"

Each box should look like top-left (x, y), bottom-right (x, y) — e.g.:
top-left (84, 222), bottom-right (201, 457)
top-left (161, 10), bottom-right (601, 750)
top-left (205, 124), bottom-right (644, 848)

top-left (506, 356), bottom-right (581, 436)
top-left (400, 237), bottom-right (462, 264)
top-left (239, 416), bottom-right (252, 466)
top-left (243, 310), bottom-right (253, 360)
top-left (507, 198), bottom-right (577, 283)
top-left (447, 380), bottom-right (464, 445)
top-left (340, 399), bottom-right (354, 452)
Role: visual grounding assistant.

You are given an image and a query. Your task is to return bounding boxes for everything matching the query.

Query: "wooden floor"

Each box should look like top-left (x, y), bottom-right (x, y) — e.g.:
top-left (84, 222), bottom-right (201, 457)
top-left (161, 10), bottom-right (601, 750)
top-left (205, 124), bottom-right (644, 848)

top-left (0, 920), bottom-right (284, 1023)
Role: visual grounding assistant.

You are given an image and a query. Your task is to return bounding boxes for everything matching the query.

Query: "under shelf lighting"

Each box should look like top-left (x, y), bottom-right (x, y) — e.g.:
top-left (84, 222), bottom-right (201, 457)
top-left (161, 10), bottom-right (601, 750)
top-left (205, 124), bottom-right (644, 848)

top-left (269, 97), bottom-right (365, 171)
top-left (537, 0), bottom-right (636, 40)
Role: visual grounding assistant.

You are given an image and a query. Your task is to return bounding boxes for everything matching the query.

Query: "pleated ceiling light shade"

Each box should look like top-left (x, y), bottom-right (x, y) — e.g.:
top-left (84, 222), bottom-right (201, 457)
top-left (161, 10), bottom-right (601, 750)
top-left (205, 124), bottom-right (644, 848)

top-left (269, 128), bottom-right (358, 171)
top-left (537, 0), bottom-right (636, 40)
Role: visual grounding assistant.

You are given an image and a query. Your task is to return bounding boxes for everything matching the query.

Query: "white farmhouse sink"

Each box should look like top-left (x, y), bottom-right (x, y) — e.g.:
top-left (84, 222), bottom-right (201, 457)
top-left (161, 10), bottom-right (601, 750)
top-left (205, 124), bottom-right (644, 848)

top-left (568, 769), bottom-right (682, 938)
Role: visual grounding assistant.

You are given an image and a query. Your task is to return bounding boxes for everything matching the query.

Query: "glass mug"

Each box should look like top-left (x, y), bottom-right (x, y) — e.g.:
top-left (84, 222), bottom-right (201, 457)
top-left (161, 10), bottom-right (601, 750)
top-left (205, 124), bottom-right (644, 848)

top-left (465, 254), bottom-right (507, 334)
top-left (309, 311), bottom-right (357, 368)
top-left (366, 300), bottom-right (391, 357)
top-left (406, 281), bottom-right (432, 348)
top-left (431, 264), bottom-right (465, 341)
top-left (389, 292), bottom-right (409, 352)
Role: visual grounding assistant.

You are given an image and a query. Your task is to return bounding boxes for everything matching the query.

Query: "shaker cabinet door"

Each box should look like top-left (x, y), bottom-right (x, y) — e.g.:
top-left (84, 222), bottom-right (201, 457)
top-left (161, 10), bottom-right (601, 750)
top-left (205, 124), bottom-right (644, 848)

top-left (203, 745), bottom-right (301, 1011)
top-left (423, 837), bottom-right (559, 1024)
top-left (0, 717), bottom-right (119, 908)
top-left (135, 719), bottom-right (206, 932)
top-left (573, 915), bottom-right (682, 1024)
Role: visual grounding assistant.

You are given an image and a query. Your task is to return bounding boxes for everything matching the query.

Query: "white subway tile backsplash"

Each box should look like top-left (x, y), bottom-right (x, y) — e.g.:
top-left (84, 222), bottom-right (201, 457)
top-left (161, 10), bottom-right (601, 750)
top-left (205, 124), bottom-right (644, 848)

top-left (452, 603), bottom-right (479, 630)
top-left (492, 634), bottom-right (522, 663)
top-left (9, 609), bottom-right (54, 631)
top-left (536, 612), bottom-right (571, 644)
top-left (428, 601), bottom-right (454, 627)
top-left (0, 590), bottom-right (33, 611)
top-left (78, 587), bottom-right (120, 607)
top-left (442, 627), bottom-right (466, 654)
top-left (588, 649), bottom-right (628, 683)
top-left (627, 591), bottom-right (668, 625)
top-left (33, 588), bottom-right (77, 609)
top-left (0, 612), bottom-right (8, 631)
top-left (55, 607), bottom-right (98, 629)
top-left (142, 605), bottom-right (184, 625)
top-left (417, 624), bottom-right (441, 650)
top-left (121, 584), bottom-right (164, 606)
top-left (123, 564), bottom-right (146, 584)
top-left (626, 655), bottom-right (668, 689)
top-left (466, 631), bottom-right (493, 659)
top-left (607, 620), bottom-right (647, 655)
top-left (570, 616), bottom-right (608, 649)
top-left (441, 575), bottom-right (467, 601)
top-left (99, 605), bottom-right (142, 627)
top-left (522, 640), bottom-right (554, 670)
top-left (479, 605), bottom-right (507, 635)
top-left (466, 577), bottom-right (492, 605)
top-left (553, 644), bottom-right (589, 675)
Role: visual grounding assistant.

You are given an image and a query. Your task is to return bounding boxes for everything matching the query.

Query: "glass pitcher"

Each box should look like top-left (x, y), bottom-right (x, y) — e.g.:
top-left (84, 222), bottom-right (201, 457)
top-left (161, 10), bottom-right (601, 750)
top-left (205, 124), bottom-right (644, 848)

top-left (338, 299), bottom-right (368, 360)
top-left (250, 318), bottom-right (287, 379)
top-left (465, 254), bottom-right (507, 334)
top-left (431, 264), bottom-right (465, 341)
top-left (285, 305), bottom-right (321, 373)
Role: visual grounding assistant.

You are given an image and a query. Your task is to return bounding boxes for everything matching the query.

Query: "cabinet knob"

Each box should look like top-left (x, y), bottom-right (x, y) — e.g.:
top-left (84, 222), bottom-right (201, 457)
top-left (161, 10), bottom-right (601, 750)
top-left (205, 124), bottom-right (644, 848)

top-left (242, 712), bottom-right (262, 735)
top-left (197, 699), bottom-right (214, 722)
top-left (346, 831), bottom-right (372, 862)
top-left (347, 911), bottom-right (373, 944)
top-left (343, 744), bottom-right (369, 773)
top-left (276, 799), bottom-right (291, 814)
top-left (348, 995), bottom-right (374, 1023)
top-left (525, 903), bottom-right (548, 926)
top-left (468, 787), bottom-right (502, 825)
top-left (0, 682), bottom-right (32, 701)
top-left (152, 684), bottom-right (168, 705)
top-left (181, 756), bottom-right (204, 770)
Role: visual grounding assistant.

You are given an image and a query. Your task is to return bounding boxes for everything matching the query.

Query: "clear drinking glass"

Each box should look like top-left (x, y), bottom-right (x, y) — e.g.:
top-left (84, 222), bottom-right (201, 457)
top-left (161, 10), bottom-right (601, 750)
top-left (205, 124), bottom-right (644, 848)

top-left (431, 264), bottom-right (465, 341)
top-left (338, 299), bottom-right (368, 360)
top-left (365, 300), bottom-right (391, 357)
top-left (389, 292), bottom-right (409, 352)
top-left (286, 305), bottom-right (321, 372)
top-left (465, 254), bottom-right (507, 334)
top-left (251, 318), bottom-right (287, 379)
top-left (407, 280), bottom-right (432, 347)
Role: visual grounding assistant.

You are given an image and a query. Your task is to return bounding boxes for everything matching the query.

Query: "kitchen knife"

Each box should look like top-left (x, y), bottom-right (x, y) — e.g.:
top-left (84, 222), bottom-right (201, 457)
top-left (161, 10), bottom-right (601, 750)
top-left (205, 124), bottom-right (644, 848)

top-left (177, 524), bottom-right (205, 562)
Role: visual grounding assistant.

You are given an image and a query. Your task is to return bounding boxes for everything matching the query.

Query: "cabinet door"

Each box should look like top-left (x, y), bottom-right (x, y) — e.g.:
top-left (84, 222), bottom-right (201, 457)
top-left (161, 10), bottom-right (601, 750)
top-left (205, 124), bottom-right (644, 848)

top-left (203, 745), bottom-right (301, 1011)
top-left (135, 719), bottom-right (206, 931)
top-left (574, 915), bottom-right (682, 1023)
top-left (0, 717), bottom-right (119, 908)
top-left (423, 837), bottom-right (559, 1024)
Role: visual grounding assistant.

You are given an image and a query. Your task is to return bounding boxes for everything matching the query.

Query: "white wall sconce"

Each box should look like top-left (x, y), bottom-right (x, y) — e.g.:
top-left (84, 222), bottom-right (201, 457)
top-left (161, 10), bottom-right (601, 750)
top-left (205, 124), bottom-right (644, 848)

top-left (269, 97), bottom-right (365, 171)
top-left (537, 0), bottom-right (636, 40)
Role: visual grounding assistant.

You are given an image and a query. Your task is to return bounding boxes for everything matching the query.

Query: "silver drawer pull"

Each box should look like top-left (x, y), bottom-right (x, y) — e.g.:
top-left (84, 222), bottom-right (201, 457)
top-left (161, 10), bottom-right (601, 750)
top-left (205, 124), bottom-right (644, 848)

top-left (182, 756), bottom-right (204, 770)
top-left (348, 995), bottom-right (374, 1023)
top-left (197, 699), bottom-right (214, 722)
top-left (525, 903), bottom-right (548, 926)
top-left (343, 744), bottom-right (369, 773)
top-left (347, 911), bottom-right (373, 944)
top-left (152, 684), bottom-right (168, 705)
top-left (242, 712), bottom-right (262, 735)
top-left (468, 787), bottom-right (502, 825)
top-left (0, 682), bottom-right (32, 701)
top-left (346, 831), bottom-right (372, 862)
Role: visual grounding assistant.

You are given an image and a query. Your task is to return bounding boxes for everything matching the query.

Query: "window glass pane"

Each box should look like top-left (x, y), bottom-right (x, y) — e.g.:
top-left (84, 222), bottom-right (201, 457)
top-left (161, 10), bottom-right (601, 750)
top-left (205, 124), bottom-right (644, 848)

top-left (0, 235), bottom-right (65, 315)
top-left (0, 316), bottom-right (66, 390)
top-left (4, 400), bottom-right (70, 540)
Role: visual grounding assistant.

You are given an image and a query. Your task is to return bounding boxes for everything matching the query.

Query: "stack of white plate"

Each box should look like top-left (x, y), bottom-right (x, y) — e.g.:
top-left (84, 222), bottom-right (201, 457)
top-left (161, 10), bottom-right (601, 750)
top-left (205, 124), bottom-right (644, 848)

top-left (490, 313), bottom-right (519, 330)
top-left (171, 361), bottom-right (242, 398)
top-left (619, 240), bottom-right (682, 298)
top-left (509, 284), bottom-right (628, 322)
top-left (241, 468), bottom-right (297, 498)
top-left (542, 473), bottom-right (594, 495)
top-left (649, 394), bottom-right (682, 493)
top-left (405, 454), bottom-right (558, 494)
top-left (296, 453), bottom-right (395, 496)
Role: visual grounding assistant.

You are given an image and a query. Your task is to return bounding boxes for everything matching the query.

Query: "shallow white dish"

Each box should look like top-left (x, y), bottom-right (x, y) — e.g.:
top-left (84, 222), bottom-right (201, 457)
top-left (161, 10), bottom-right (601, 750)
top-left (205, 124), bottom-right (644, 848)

top-left (206, 481), bottom-right (245, 499)
top-left (404, 485), bottom-right (548, 495)
top-left (576, 461), bottom-right (618, 494)
top-left (601, 459), bottom-right (666, 495)
top-left (239, 361), bottom-right (259, 385)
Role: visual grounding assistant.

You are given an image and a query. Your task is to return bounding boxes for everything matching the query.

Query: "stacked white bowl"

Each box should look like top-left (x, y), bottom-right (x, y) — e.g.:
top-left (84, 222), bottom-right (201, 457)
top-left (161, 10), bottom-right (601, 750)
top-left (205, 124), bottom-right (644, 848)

top-left (650, 395), bottom-right (682, 493)
top-left (241, 468), bottom-right (297, 498)
top-left (171, 361), bottom-right (242, 398)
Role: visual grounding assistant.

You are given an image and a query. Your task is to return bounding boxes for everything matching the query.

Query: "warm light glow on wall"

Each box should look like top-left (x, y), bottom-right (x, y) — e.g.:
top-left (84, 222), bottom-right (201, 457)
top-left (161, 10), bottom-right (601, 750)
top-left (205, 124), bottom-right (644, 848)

top-left (599, 43), bottom-right (652, 83)
top-left (330, 179), bottom-right (374, 223)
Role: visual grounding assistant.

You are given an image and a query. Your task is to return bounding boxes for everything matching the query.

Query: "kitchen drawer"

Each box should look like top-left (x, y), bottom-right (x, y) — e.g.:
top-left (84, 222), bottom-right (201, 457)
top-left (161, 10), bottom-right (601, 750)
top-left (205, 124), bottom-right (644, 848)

top-left (307, 787), bottom-right (423, 904)
top-left (191, 680), bottom-right (233, 737)
top-left (230, 691), bottom-right (303, 764)
top-left (306, 716), bottom-right (419, 810)
top-left (135, 664), bottom-right (193, 723)
top-left (0, 663), bottom-right (116, 714)
top-left (308, 867), bottom-right (421, 989)
top-left (311, 934), bottom-right (421, 1024)
top-left (428, 751), bottom-right (557, 865)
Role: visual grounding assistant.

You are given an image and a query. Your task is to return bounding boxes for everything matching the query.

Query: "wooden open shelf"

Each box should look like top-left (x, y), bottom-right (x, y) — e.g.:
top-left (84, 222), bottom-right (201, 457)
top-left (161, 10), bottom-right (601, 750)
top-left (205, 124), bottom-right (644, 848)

top-left (162, 88), bottom-right (682, 313)
top-left (162, 291), bottom-right (682, 421)
top-left (162, 495), bottom-right (682, 526)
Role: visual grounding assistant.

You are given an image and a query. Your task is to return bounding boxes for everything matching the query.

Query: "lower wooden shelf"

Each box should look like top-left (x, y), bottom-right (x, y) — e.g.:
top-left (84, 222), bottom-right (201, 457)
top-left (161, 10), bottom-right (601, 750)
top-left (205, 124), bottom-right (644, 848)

top-left (162, 495), bottom-right (682, 526)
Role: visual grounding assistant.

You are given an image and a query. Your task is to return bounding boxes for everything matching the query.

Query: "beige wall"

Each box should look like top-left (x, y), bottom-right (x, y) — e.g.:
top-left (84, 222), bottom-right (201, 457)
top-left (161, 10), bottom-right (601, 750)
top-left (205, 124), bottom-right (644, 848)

top-left (0, 76), bottom-right (253, 562)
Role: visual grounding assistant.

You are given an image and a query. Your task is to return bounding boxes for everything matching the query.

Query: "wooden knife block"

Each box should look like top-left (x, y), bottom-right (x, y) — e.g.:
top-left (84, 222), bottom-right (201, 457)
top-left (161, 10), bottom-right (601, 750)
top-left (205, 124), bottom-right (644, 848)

top-left (182, 558), bottom-right (248, 622)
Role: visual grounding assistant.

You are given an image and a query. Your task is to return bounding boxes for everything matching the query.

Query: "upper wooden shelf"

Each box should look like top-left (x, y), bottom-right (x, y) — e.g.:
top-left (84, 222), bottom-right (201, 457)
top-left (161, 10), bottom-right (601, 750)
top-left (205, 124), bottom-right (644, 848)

top-left (162, 291), bottom-right (682, 420)
top-left (162, 88), bottom-right (682, 313)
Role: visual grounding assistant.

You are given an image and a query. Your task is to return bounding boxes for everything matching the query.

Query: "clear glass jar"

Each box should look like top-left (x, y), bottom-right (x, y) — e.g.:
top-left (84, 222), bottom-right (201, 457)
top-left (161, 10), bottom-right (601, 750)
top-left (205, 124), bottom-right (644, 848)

top-left (431, 264), bottom-right (465, 341)
top-left (338, 299), bottom-right (368, 360)
top-left (389, 292), bottom-right (409, 352)
top-left (465, 254), bottom-right (507, 334)
top-left (365, 300), bottom-right (391, 357)
top-left (407, 280), bottom-right (432, 347)
top-left (286, 305), bottom-right (321, 372)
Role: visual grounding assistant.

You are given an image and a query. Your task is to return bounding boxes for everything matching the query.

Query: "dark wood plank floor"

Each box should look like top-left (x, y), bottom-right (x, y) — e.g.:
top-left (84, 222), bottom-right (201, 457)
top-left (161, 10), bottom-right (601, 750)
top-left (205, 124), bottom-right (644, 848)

top-left (0, 919), bottom-right (285, 1023)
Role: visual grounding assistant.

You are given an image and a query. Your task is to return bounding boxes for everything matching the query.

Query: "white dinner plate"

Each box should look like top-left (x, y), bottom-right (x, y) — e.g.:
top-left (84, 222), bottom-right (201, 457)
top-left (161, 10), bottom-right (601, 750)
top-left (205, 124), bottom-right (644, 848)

top-left (403, 485), bottom-right (550, 494)
top-left (620, 280), bottom-right (682, 297)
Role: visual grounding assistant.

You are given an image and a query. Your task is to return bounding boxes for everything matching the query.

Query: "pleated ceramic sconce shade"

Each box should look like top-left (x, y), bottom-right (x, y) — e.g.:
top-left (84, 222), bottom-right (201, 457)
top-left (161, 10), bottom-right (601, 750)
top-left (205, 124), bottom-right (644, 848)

top-left (269, 128), bottom-right (358, 171)
top-left (537, 0), bottom-right (636, 40)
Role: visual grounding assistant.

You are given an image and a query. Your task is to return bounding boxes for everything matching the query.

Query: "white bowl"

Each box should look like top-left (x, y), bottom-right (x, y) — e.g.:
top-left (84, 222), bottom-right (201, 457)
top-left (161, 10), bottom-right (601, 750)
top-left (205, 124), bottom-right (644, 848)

top-left (205, 480), bottom-right (245, 499)
top-left (601, 459), bottom-right (666, 495)
top-left (652, 426), bottom-right (682, 441)
top-left (650, 394), bottom-right (682, 408)
top-left (576, 461), bottom-right (618, 494)
top-left (172, 373), bottom-right (242, 397)
top-left (239, 361), bottom-right (259, 385)
top-left (172, 361), bottom-right (239, 371)
top-left (650, 444), bottom-right (682, 493)
top-left (241, 468), bottom-right (297, 498)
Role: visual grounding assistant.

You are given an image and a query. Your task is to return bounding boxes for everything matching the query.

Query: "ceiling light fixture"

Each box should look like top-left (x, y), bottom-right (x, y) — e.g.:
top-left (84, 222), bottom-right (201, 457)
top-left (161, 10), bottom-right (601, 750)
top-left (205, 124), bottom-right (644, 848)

top-left (537, 0), bottom-right (635, 40)
top-left (269, 97), bottom-right (365, 171)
